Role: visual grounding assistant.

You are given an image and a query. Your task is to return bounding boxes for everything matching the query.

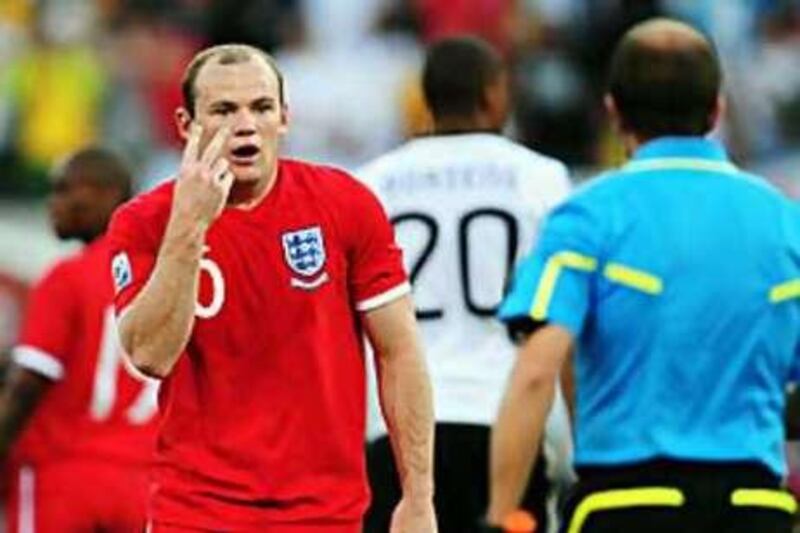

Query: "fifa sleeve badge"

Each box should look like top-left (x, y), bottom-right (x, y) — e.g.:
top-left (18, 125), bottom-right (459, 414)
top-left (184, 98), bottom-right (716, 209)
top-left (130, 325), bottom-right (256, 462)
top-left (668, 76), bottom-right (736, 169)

top-left (112, 252), bottom-right (133, 293)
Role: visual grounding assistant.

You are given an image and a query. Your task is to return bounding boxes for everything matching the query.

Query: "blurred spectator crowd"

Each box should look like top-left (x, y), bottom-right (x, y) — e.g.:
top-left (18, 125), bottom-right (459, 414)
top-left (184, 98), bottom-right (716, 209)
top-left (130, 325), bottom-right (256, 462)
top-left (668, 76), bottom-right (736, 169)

top-left (0, 0), bottom-right (799, 197)
top-left (2, 0), bottom-right (800, 525)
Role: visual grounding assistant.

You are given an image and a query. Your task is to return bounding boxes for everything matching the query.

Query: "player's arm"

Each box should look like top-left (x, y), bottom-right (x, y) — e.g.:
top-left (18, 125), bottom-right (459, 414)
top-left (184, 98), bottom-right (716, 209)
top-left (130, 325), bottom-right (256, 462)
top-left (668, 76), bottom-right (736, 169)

top-left (0, 259), bottom-right (77, 459)
top-left (364, 294), bottom-right (437, 532)
top-left (486, 324), bottom-right (573, 526)
top-left (118, 125), bottom-right (233, 378)
top-left (0, 365), bottom-right (52, 458)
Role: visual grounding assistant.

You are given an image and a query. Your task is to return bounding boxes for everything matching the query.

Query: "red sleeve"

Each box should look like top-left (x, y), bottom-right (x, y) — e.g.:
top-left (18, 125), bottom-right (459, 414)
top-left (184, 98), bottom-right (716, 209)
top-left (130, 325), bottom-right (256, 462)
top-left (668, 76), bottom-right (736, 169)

top-left (13, 261), bottom-right (78, 380)
top-left (106, 203), bottom-right (158, 316)
top-left (338, 173), bottom-right (410, 311)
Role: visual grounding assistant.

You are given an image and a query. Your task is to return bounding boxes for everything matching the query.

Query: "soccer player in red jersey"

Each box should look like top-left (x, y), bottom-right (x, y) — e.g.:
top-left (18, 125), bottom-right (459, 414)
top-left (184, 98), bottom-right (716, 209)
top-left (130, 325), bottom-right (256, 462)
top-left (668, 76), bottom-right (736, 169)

top-left (0, 148), bottom-right (159, 533)
top-left (108, 44), bottom-right (436, 533)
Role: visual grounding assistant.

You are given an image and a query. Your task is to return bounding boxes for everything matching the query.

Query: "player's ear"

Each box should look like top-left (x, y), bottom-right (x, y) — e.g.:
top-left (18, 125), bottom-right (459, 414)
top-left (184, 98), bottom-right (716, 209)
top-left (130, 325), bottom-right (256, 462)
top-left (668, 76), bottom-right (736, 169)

top-left (278, 103), bottom-right (290, 135)
top-left (485, 71), bottom-right (510, 128)
top-left (175, 108), bottom-right (193, 141)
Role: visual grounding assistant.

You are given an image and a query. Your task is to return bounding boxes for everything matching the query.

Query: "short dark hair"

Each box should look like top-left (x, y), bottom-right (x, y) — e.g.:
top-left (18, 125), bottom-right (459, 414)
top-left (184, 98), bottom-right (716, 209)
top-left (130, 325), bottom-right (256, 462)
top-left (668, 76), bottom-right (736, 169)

top-left (59, 147), bottom-right (133, 203)
top-left (422, 36), bottom-right (504, 119)
top-left (181, 44), bottom-right (285, 118)
top-left (608, 24), bottom-right (721, 138)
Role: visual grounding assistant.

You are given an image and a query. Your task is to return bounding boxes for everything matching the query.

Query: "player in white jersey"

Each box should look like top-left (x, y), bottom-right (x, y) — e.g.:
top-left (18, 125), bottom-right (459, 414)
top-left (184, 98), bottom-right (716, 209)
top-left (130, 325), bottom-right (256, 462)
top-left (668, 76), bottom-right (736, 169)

top-left (359, 36), bottom-right (574, 533)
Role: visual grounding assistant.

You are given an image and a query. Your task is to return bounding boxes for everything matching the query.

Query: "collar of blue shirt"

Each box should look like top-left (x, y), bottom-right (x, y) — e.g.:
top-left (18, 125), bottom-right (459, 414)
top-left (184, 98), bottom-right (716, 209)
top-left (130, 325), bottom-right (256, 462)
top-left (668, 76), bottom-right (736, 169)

top-left (632, 136), bottom-right (729, 162)
top-left (624, 136), bottom-right (737, 175)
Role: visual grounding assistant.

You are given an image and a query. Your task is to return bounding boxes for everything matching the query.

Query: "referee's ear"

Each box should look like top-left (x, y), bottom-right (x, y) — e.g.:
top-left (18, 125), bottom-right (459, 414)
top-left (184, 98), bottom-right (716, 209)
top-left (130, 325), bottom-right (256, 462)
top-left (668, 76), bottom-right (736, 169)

top-left (604, 94), bottom-right (624, 135)
top-left (709, 94), bottom-right (725, 133)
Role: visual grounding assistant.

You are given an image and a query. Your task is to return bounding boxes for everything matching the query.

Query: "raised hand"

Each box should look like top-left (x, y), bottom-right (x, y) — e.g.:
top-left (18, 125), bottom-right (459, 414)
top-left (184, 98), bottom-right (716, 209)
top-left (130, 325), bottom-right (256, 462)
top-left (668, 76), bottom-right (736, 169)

top-left (172, 124), bottom-right (234, 227)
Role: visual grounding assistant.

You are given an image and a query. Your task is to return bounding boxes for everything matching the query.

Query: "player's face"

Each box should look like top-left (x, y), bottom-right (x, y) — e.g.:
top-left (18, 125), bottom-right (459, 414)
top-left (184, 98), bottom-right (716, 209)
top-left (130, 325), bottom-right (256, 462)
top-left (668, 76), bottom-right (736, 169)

top-left (187, 58), bottom-right (287, 189)
top-left (48, 172), bottom-right (97, 241)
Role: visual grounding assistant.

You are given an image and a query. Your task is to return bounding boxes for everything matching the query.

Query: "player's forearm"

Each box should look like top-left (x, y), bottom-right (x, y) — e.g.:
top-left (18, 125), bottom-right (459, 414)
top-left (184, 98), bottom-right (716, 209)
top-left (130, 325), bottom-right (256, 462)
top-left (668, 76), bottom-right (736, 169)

top-left (0, 367), bottom-right (50, 458)
top-left (119, 216), bottom-right (207, 378)
top-left (365, 296), bottom-right (435, 500)
top-left (377, 345), bottom-right (435, 500)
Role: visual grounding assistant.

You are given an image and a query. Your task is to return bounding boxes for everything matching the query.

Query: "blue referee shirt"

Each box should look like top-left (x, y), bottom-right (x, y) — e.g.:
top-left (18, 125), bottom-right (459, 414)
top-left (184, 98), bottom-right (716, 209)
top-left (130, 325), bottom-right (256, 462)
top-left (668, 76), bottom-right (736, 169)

top-left (499, 137), bottom-right (800, 476)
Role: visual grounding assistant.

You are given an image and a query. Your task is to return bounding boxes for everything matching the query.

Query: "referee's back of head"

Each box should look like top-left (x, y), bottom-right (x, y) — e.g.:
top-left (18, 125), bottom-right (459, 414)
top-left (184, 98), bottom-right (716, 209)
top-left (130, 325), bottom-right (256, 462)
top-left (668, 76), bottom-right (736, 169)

top-left (608, 18), bottom-right (722, 139)
top-left (422, 36), bottom-right (505, 123)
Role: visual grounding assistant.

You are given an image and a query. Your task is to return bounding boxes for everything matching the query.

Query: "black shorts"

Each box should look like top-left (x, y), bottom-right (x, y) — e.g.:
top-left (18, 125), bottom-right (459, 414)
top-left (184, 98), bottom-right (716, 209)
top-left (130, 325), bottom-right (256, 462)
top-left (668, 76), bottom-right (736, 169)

top-left (364, 423), bottom-right (549, 533)
top-left (560, 459), bottom-right (796, 533)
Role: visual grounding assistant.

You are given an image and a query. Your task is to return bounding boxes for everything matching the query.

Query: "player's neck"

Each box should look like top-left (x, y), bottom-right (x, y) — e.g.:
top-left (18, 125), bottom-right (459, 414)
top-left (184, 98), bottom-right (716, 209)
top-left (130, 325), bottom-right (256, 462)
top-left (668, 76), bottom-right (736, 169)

top-left (72, 228), bottom-right (103, 245)
top-left (433, 115), bottom-right (500, 136)
top-left (227, 165), bottom-right (279, 210)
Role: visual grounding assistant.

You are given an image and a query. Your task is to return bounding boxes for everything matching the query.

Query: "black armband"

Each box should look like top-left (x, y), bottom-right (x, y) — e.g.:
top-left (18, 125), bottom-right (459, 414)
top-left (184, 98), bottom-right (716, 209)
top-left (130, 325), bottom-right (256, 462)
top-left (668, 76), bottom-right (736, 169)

top-left (504, 316), bottom-right (546, 345)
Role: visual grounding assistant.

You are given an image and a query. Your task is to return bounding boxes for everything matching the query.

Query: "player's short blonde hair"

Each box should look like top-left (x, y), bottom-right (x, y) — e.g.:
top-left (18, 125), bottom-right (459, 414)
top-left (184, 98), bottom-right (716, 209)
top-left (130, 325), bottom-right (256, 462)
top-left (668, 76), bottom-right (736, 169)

top-left (181, 43), bottom-right (285, 117)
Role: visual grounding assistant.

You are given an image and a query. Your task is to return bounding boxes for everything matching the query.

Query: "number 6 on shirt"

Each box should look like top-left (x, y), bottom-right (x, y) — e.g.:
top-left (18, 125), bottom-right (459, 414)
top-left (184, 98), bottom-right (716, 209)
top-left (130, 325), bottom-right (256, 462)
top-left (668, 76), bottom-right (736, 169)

top-left (196, 254), bottom-right (225, 319)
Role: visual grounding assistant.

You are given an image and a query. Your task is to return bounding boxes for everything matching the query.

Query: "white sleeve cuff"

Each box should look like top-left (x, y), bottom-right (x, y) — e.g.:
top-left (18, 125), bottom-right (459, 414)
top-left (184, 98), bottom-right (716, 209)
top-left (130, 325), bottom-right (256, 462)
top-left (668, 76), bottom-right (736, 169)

top-left (115, 305), bottom-right (132, 324)
top-left (119, 349), bottom-right (161, 382)
top-left (12, 345), bottom-right (65, 381)
top-left (113, 307), bottom-right (160, 382)
top-left (356, 282), bottom-right (412, 312)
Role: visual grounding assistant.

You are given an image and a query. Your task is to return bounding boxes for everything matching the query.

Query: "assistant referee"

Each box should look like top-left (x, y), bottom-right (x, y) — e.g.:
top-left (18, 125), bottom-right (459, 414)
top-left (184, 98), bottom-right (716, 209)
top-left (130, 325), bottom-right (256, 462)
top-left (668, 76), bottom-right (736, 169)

top-left (486, 18), bottom-right (800, 533)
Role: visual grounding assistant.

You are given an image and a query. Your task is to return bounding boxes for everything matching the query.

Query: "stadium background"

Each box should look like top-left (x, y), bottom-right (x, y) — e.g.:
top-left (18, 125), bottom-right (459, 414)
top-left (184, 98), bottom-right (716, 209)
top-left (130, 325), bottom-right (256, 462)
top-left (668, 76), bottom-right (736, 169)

top-left (0, 0), bottom-right (799, 529)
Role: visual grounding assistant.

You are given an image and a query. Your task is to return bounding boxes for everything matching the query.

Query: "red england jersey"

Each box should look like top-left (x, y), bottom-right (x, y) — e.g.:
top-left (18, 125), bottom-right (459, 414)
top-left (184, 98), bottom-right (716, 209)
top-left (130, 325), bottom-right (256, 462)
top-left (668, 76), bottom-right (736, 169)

top-left (107, 159), bottom-right (409, 530)
top-left (11, 236), bottom-right (159, 467)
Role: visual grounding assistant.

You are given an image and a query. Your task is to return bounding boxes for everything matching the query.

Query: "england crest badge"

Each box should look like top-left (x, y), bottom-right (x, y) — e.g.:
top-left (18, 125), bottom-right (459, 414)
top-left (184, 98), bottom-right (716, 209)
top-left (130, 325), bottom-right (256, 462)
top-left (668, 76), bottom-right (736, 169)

top-left (282, 226), bottom-right (329, 289)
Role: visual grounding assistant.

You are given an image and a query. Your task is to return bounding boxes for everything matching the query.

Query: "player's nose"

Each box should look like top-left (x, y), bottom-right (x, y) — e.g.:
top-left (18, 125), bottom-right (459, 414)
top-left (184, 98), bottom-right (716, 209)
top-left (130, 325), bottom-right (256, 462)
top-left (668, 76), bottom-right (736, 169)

top-left (232, 109), bottom-right (257, 136)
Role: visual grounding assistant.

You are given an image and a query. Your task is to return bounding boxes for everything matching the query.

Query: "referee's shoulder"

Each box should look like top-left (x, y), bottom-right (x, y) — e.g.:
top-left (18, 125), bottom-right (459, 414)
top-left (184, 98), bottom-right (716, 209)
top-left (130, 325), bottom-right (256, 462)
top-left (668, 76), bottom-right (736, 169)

top-left (720, 167), bottom-right (800, 223)
top-left (733, 168), bottom-right (792, 201)
top-left (732, 170), bottom-right (800, 245)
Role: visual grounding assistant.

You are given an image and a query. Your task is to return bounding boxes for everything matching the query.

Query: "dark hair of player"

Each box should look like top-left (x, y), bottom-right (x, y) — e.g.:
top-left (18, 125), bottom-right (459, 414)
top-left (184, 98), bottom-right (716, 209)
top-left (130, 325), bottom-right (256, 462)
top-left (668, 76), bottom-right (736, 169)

top-left (58, 147), bottom-right (133, 203)
top-left (422, 36), bottom-right (504, 120)
top-left (181, 43), bottom-right (285, 118)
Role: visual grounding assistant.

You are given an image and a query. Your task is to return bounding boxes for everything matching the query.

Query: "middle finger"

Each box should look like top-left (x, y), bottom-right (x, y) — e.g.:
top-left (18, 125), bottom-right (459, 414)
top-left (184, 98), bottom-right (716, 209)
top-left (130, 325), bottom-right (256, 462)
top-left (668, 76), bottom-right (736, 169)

top-left (200, 125), bottom-right (232, 168)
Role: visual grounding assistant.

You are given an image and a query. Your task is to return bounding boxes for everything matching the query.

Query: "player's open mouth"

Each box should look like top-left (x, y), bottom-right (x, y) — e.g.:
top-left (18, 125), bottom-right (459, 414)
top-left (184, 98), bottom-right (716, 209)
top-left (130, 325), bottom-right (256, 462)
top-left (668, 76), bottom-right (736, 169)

top-left (230, 144), bottom-right (260, 165)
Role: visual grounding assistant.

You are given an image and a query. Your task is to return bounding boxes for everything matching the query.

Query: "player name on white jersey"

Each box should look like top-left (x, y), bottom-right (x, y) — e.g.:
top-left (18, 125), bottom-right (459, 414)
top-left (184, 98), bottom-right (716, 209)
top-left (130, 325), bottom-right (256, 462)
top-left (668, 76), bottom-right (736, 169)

top-left (380, 162), bottom-right (517, 194)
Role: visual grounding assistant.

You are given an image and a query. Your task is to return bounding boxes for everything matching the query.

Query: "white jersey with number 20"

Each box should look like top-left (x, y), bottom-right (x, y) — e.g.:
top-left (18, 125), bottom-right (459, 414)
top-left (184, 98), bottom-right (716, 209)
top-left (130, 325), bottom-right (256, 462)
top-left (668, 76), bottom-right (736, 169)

top-left (359, 132), bottom-right (571, 436)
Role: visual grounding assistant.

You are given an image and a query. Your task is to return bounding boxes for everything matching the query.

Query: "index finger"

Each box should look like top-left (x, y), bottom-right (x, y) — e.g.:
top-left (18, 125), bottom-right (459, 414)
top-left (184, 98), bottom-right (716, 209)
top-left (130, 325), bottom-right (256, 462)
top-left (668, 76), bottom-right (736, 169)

top-left (200, 125), bottom-right (231, 168)
top-left (182, 123), bottom-right (203, 165)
